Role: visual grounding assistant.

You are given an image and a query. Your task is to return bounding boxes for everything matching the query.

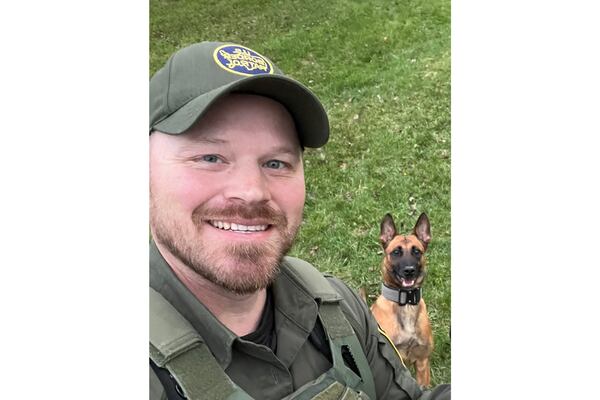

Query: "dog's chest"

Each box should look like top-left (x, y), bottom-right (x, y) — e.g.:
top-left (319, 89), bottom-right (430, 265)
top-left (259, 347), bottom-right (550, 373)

top-left (394, 305), bottom-right (422, 348)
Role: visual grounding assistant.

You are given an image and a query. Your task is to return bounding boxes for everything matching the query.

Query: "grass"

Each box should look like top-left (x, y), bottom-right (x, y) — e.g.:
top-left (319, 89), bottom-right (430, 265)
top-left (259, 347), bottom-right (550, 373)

top-left (151, 0), bottom-right (450, 386)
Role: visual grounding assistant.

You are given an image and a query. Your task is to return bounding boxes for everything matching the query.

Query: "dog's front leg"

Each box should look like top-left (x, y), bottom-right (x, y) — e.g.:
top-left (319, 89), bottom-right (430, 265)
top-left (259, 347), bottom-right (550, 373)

top-left (415, 357), bottom-right (431, 388)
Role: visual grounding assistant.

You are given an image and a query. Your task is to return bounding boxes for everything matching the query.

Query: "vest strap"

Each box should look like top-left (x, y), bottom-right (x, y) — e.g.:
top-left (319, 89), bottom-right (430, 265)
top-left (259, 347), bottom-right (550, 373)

top-left (149, 288), bottom-right (252, 400)
top-left (149, 288), bottom-right (201, 366)
top-left (319, 303), bottom-right (376, 400)
top-left (282, 257), bottom-right (376, 399)
top-left (282, 257), bottom-right (343, 302)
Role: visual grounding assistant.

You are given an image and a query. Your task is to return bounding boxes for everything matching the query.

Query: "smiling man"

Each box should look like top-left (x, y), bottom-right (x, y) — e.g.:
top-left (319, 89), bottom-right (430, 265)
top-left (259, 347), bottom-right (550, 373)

top-left (149, 42), bottom-right (450, 400)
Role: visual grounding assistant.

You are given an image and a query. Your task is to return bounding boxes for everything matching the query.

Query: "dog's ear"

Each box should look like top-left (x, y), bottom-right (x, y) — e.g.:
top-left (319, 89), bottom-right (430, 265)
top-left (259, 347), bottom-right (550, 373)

top-left (380, 213), bottom-right (397, 249)
top-left (413, 212), bottom-right (431, 250)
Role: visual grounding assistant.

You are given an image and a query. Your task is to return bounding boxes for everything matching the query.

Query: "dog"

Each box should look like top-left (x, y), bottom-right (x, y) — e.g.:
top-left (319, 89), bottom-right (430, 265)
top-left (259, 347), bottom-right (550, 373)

top-left (369, 212), bottom-right (434, 387)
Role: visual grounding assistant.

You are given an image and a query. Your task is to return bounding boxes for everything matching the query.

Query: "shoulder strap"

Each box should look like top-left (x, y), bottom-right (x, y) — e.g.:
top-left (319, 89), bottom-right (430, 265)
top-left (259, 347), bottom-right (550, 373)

top-left (282, 256), bottom-right (342, 302)
top-left (149, 287), bottom-right (201, 367)
top-left (149, 288), bottom-right (252, 400)
top-left (281, 258), bottom-right (377, 400)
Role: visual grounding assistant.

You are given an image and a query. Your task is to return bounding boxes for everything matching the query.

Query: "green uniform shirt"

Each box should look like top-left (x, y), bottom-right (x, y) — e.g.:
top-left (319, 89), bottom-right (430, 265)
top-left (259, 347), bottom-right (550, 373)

top-left (150, 241), bottom-right (450, 399)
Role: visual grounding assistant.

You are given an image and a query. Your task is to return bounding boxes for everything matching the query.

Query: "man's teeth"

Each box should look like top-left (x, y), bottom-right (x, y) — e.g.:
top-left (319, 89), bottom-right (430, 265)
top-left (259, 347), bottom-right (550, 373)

top-left (210, 221), bottom-right (268, 232)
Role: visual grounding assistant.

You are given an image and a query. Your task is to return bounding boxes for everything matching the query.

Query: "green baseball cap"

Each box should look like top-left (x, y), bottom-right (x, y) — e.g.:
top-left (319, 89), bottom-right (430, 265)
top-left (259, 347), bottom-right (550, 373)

top-left (149, 41), bottom-right (329, 148)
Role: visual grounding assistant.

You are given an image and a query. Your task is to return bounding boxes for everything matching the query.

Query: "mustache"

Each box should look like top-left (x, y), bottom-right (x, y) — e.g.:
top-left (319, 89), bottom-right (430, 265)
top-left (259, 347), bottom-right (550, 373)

top-left (192, 203), bottom-right (288, 226)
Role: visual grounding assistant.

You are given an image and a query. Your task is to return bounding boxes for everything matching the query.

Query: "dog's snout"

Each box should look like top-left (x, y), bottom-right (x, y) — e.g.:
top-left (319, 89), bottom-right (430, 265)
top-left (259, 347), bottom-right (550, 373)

top-left (404, 265), bottom-right (416, 276)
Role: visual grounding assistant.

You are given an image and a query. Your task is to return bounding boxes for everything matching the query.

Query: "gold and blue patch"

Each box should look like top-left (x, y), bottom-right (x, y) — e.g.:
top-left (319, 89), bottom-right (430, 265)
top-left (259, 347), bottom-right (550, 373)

top-left (213, 44), bottom-right (274, 77)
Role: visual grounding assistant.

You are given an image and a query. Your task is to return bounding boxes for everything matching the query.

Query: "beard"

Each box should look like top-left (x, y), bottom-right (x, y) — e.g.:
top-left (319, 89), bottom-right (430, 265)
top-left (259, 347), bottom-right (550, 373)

top-left (151, 198), bottom-right (300, 295)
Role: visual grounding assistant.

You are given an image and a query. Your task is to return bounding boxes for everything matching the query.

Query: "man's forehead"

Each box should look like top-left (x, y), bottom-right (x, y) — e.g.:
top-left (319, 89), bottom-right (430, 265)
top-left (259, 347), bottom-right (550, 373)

top-left (195, 135), bottom-right (300, 155)
top-left (179, 131), bottom-right (227, 145)
top-left (156, 128), bottom-right (302, 156)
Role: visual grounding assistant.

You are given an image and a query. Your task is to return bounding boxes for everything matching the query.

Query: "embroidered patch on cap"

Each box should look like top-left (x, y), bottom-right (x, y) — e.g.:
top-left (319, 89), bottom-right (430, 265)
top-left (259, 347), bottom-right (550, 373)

top-left (213, 44), bottom-right (274, 76)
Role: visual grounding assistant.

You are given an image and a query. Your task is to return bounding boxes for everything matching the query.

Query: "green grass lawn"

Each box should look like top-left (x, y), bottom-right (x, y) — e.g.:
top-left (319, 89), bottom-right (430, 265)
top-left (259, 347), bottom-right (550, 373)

top-left (151, 0), bottom-right (450, 386)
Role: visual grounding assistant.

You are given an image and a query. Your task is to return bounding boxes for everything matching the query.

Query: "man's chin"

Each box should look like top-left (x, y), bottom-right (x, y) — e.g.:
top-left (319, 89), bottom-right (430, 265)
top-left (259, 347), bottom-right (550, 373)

top-left (190, 241), bottom-right (286, 292)
top-left (202, 257), bottom-right (282, 295)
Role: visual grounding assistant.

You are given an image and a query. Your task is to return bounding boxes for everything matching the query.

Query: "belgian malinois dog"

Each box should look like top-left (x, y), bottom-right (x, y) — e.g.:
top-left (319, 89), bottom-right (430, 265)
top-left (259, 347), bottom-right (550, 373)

top-left (370, 212), bottom-right (434, 387)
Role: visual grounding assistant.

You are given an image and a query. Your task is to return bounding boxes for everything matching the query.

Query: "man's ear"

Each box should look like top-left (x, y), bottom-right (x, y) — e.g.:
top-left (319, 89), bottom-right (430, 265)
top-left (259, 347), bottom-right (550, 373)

top-left (380, 213), bottom-right (397, 249)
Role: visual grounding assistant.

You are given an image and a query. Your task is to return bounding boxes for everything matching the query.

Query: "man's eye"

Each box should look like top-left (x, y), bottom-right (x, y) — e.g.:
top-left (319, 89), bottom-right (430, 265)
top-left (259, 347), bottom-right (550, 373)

top-left (264, 160), bottom-right (286, 169)
top-left (200, 155), bottom-right (220, 163)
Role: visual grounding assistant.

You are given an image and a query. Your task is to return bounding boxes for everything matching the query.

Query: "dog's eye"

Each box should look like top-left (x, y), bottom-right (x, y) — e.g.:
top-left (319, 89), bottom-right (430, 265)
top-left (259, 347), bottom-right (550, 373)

top-left (392, 248), bottom-right (402, 256)
top-left (412, 247), bottom-right (421, 257)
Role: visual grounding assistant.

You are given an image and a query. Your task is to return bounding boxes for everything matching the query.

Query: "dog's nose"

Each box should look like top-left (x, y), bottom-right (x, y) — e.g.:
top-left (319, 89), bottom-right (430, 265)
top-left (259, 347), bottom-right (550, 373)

top-left (404, 265), bottom-right (416, 277)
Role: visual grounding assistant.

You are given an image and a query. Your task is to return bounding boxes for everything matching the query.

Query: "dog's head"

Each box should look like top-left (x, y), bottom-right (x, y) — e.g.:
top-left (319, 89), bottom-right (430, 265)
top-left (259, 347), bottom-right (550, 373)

top-left (379, 212), bottom-right (431, 289)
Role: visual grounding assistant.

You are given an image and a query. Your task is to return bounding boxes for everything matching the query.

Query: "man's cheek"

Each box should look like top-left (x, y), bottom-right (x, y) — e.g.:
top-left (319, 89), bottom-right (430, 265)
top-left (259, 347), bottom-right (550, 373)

top-left (286, 184), bottom-right (306, 223)
top-left (172, 174), bottom-right (214, 210)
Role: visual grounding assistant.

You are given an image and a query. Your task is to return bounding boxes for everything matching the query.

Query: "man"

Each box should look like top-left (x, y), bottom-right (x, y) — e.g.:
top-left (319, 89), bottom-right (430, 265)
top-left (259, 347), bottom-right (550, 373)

top-left (149, 41), bottom-right (451, 399)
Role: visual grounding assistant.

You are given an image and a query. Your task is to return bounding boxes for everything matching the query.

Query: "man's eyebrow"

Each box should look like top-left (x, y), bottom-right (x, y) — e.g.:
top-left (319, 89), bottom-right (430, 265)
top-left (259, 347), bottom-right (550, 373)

top-left (190, 136), bottom-right (228, 145)
top-left (269, 145), bottom-right (302, 157)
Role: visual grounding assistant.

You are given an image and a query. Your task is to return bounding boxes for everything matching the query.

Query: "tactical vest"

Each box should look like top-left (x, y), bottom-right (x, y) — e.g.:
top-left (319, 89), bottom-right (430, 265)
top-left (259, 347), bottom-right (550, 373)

top-left (149, 257), bottom-right (377, 400)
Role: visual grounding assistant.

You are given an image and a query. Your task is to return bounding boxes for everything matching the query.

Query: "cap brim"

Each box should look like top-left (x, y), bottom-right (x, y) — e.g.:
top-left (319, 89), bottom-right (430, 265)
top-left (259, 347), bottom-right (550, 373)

top-left (152, 75), bottom-right (329, 148)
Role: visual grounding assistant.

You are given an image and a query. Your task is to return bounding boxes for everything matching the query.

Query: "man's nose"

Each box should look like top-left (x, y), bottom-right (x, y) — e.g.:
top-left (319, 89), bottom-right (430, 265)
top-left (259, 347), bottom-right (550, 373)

top-left (223, 165), bottom-right (271, 204)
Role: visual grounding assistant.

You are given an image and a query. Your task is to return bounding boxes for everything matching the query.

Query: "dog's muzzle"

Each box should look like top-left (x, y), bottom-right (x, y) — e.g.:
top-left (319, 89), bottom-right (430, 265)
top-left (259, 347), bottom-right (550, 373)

top-left (393, 265), bottom-right (418, 288)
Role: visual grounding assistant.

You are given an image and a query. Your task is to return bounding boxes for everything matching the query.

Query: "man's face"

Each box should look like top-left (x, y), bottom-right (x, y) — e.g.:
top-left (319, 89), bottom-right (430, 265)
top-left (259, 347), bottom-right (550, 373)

top-left (150, 94), bottom-right (305, 294)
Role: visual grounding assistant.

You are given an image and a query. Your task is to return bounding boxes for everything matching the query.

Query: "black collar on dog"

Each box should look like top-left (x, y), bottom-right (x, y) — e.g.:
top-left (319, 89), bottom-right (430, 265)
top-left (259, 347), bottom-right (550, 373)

top-left (381, 283), bottom-right (421, 306)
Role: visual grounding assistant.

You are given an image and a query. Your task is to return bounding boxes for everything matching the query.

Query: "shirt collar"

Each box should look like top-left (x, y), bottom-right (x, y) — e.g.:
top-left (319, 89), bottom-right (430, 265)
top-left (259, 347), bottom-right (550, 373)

top-left (271, 259), bottom-right (319, 366)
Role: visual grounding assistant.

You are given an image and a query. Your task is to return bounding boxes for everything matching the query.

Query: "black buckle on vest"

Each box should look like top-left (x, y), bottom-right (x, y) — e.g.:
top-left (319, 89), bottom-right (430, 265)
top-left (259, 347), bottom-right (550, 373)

top-left (381, 283), bottom-right (421, 306)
